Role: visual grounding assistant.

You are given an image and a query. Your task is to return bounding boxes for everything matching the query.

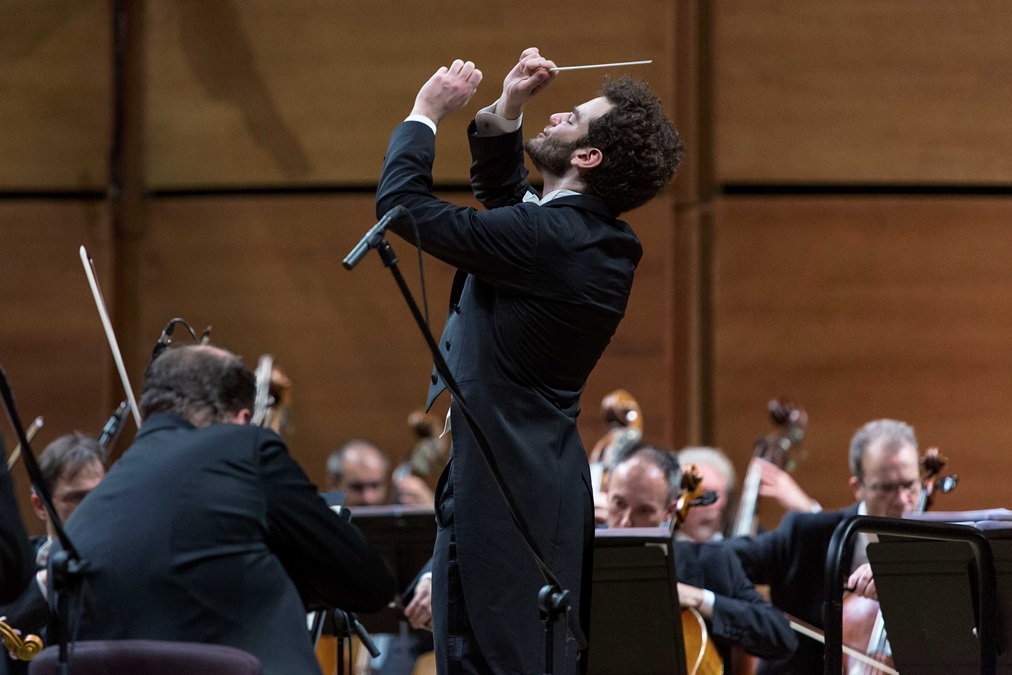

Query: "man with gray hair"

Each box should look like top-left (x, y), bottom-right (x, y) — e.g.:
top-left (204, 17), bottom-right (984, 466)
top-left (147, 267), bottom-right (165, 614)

top-left (730, 418), bottom-right (922, 675)
top-left (676, 447), bottom-right (736, 543)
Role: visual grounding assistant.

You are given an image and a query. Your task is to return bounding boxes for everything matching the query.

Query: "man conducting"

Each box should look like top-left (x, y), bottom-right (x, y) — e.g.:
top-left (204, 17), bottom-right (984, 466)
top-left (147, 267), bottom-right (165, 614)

top-left (375, 47), bottom-right (683, 673)
top-left (60, 345), bottom-right (397, 675)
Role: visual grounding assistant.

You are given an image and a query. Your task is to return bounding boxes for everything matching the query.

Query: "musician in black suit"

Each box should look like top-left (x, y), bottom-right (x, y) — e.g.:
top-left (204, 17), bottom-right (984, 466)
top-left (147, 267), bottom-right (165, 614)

top-left (60, 345), bottom-right (397, 675)
top-left (606, 447), bottom-right (797, 665)
top-left (0, 433), bottom-right (105, 675)
top-left (375, 48), bottom-right (683, 673)
top-left (0, 440), bottom-right (32, 604)
top-left (729, 418), bottom-right (922, 674)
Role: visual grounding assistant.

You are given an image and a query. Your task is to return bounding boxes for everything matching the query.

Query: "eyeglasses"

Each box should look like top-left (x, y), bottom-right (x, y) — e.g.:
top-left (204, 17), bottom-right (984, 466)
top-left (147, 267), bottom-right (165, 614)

top-left (346, 481), bottom-right (385, 493)
top-left (863, 479), bottom-right (920, 495)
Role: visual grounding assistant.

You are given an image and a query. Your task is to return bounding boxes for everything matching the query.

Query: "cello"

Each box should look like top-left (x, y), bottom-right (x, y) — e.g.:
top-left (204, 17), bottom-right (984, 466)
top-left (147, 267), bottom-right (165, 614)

top-left (841, 447), bottom-right (958, 674)
top-left (673, 465), bottom-right (724, 675)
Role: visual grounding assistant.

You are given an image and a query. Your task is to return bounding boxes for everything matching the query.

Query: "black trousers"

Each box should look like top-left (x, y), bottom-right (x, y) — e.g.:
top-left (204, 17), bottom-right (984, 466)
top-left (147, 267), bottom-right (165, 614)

top-left (431, 468), bottom-right (494, 675)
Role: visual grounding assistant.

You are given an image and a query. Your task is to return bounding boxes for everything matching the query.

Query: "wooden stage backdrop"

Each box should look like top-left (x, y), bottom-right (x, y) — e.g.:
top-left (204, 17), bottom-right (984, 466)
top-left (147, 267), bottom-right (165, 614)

top-left (1, 0), bottom-right (1010, 534)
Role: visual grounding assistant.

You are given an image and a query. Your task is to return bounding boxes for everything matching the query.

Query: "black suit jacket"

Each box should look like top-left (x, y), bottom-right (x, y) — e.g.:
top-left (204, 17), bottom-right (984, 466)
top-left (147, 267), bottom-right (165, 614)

top-left (0, 451), bottom-right (32, 605)
top-left (729, 504), bottom-right (859, 675)
top-left (60, 414), bottom-right (396, 675)
top-left (675, 541), bottom-right (797, 665)
top-left (376, 121), bottom-right (642, 672)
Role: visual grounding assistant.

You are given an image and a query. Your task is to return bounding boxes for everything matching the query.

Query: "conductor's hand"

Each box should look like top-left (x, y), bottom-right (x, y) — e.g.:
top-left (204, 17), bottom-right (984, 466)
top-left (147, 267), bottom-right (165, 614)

top-left (405, 575), bottom-right (433, 630)
top-left (846, 563), bottom-right (878, 601)
top-left (494, 47), bottom-right (557, 120)
top-left (755, 458), bottom-right (816, 513)
top-left (411, 59), bottom-right (483, 127)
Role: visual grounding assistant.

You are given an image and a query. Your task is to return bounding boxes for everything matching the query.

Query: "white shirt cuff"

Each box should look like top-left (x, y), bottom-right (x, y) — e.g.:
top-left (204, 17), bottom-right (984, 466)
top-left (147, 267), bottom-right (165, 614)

top-left (405, 115), bottom-right (437, 135)
top-left (420, 571), bottom-right (433, 582)
top-left (474, 103), bottom-right (523, 137)
top-left (701, 589), bottom-right (716, 614)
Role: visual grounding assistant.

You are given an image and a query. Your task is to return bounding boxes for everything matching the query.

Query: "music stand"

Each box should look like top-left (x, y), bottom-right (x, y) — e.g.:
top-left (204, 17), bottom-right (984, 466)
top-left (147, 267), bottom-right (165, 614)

top-left (588, 527), bottom-right (688, 675)
top-left (868, 511), bottom-right (1012, 674)
top-left (343, 504), bottom-right (437, 633)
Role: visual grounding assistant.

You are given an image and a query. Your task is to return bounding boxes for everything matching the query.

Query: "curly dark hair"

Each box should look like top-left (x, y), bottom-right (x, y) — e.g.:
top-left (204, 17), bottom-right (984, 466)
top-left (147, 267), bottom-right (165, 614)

top-left (584, 77), bottom-right (684, 215)
top-left (139, 344), bottom-right (255, 427)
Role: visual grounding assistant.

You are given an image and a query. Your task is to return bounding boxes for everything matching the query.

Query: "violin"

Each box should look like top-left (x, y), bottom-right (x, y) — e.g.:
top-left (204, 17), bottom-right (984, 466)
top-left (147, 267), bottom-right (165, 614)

top-left (841, 447), bottom-right (957, 674)
top-left (731, 399), bottom-right (808, 538)
top-left (252, 355), bottom-right (293, 438)
top-left (673, 465), bottom-right (723, 675)
top-left (0, 619), bottom-right (42, 661)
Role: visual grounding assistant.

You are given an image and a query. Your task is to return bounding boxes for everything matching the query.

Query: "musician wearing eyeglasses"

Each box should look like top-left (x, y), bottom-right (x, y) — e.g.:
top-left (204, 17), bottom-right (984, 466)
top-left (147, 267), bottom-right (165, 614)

top-left (729, 419), bottom-right (921, 675)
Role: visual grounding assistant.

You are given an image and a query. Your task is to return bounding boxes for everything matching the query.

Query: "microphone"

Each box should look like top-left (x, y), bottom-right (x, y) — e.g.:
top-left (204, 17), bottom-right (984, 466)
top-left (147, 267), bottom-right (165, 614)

top-left (151, 319), bottom-right (178, 361)
top-left (98, 400), bottom-right (130, 451)
top-left (343, 205), bottom-right (412, 270)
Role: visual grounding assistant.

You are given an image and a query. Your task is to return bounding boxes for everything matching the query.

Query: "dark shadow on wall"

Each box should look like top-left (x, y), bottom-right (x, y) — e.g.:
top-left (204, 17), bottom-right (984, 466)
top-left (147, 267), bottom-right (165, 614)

top-left (176, 0), bottom-right (312, 179)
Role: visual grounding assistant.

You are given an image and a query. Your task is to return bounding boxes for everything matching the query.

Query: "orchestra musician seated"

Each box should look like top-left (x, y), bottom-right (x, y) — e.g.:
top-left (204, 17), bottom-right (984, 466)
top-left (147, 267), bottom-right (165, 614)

top-left (0, 433), bottom-right (105, 675)
top-left (55, 344), bottom-right (396, 675)
top-left (606, 446), bottom-right (797, 665)
top-left (729, 418), bottom-right (922, 674)
top-left (325, 439), bottom-right (434, 507)
top-left (673, 446), bottom-right (736, 543)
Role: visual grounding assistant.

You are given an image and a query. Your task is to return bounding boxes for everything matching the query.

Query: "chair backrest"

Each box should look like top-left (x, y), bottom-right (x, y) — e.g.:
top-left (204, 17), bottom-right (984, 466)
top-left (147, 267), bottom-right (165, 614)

top-left (28, 640), bottom-right (262, 675)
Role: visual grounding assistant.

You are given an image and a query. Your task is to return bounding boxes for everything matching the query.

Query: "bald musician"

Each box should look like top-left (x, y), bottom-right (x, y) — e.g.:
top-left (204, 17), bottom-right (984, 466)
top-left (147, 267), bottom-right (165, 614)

top-left (606, 447), bottom-right (797, 665)
top-left (730, 418), bottom-right (923, 674)
top-left (58, 345), bottom-right (396, 675)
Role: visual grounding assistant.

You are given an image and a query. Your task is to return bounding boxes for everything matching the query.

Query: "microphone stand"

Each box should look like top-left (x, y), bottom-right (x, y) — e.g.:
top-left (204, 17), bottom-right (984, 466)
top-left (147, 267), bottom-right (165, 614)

top-left (344, 218), bottom-right (587, 674)
top-left (0, 367), bottom-right (86, 675)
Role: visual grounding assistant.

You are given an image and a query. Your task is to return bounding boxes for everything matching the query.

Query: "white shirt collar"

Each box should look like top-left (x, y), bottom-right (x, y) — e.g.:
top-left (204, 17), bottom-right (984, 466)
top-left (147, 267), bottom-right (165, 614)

top-left (522, 189), bottom-right (581, 206)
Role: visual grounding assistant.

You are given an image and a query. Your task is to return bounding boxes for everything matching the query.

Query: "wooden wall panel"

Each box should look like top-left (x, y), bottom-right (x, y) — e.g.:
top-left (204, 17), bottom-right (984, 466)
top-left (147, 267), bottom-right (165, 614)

top-left (0, 0), bottom-right (111, 189)
top-left (140, 192), bottom-right (675, 485)
top-left (0, 201), bottom-right (113, 534)
top-left (713, 197), bottom-right (1012, 518)
top-left (144, 0), bottom-right (675, 188)
top-left (141, 195), bottom-right (456, 485)
top-left (715, 1), bottom-right (1012, 184)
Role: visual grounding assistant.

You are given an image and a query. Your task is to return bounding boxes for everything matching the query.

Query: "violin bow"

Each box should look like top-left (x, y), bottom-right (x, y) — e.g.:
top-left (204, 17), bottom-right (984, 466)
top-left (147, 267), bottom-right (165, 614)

top-left (79, 246), bottom-right (142, 428)
top-left (6, 416), bottom-right (43, 470)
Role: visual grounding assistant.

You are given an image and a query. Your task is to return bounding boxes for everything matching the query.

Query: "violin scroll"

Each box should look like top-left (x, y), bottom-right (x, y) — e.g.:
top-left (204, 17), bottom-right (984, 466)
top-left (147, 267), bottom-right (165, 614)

top-left (0, 619), bottom-right (43, 661)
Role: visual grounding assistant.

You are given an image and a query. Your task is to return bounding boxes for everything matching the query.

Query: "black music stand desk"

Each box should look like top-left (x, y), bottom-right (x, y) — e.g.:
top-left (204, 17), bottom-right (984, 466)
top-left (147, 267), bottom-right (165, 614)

top-left (588, 527), bottom-right (688, 675)
top-left (869, 510), bottom-right (1012, 674)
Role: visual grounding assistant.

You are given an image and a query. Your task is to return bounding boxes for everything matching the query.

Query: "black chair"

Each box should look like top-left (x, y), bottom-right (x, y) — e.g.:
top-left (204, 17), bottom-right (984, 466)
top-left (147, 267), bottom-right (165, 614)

top-left (28, 640), bottom-right (261, 675)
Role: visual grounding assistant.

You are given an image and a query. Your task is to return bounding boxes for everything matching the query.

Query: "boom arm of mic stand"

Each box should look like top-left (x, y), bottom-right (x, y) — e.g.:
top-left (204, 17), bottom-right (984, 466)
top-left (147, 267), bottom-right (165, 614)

top-left (369, 238), bottom-right (588, 651)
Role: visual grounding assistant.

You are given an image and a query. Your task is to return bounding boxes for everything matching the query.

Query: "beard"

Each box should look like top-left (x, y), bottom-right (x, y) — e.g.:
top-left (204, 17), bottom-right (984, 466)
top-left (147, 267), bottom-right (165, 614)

top-left (524, 133), bottom-right (590, 179)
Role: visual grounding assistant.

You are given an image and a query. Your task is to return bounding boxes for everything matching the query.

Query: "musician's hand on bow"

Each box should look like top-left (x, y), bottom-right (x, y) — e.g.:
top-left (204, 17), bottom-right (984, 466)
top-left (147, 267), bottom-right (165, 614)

top-left (405, 574), bottom-right (433, 631)
top-left (755, 458), bottom-right (816, 513)
top-left (846, 563), bottom-right (878, 601)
